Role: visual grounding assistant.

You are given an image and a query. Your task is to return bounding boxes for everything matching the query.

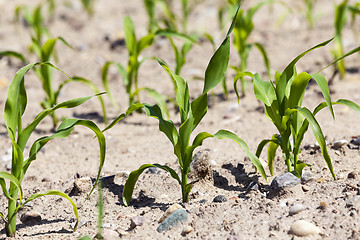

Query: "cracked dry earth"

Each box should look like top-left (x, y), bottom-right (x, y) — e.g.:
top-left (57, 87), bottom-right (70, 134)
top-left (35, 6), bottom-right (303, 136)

top-left (0, 0), bottom-right (360, 239)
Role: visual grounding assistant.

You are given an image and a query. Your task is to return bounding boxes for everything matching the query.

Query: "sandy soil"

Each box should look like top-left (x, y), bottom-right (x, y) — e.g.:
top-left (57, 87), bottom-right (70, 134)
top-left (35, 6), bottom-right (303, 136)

top-left (0, 0), bottom-right (360, 239)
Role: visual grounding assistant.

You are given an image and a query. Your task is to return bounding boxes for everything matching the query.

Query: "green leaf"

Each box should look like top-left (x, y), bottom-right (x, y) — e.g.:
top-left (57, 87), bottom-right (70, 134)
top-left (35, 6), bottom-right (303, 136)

top-left (17, 190), bottom-right (78, 231)
top-left (41, 37), bottom-right (72, 62)
top-left (311, 73), bottom-right (334, 118)
top-left (214, 130), bottom-right (267, 180)
top-left (233, 71), bottom-right (254, 101)
top-left (277, 38), bottom-right (333, 103)
top-left (23, 119), bottom-right (106, 197)
top-left (0, 172), bottom-right (23, 202)
top-left (71, 77), bottom-right (108, 124)
top-left (203, 37), bottom-right (230, 93)
top-left (288, 72), bottom-right (312, 109)
top-left (102, 103), bottom-right (144, 132)
top-left (267, 135), bottom-right (279, 176)
top-left (0, 51), bottom-right (27, 63)
top-left (124, 16), bottom-right (137, 55)
top-left (18, 95), bottom-right (99, 152)
top-left (101, 61), bottom-right (119, 109)
top-left (254, 42), bottom-right (271, 78)
top-left (294, 107), bottom-right (335, 180)
top-left (143, 104), bottom-right (179, 146)
top-left (123, 164), bottom-right (180, 206)
top-left (157, 58), bottom-right (189, 121)
top-left (137, 34), bottom-right (154, 53)
top-left (190, 93), bottom-right (208, 131)
top-left (202, 2), bottom-right (241, 93)
top-left (253, 73), bottom-right (276, 106)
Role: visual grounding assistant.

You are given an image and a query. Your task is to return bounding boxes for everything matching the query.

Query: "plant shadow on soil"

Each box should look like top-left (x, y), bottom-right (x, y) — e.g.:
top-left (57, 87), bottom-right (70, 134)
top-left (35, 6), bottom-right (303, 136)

top-left (0, 219), bottom-right (71, 240)
top-left (99, 176), bottom-right (170, 211)
top-left (213, 163), bottom-right (268, 199)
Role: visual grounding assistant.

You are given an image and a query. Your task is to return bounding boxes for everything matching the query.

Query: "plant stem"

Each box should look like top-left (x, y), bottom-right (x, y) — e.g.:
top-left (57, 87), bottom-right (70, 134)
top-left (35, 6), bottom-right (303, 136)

top-left (6, 186), bottom-right (18, 237)
top-left (181, 172), bottom-right (188, 203)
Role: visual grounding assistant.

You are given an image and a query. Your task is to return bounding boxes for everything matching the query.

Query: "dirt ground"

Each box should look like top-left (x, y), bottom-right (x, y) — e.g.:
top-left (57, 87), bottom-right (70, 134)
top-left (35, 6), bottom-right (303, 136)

top-left (0, 0), bottom-right (360, 239)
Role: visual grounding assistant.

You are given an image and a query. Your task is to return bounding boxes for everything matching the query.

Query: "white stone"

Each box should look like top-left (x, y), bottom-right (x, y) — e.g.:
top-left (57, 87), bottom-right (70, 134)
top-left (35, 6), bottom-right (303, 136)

top-left (289, 204), bottom-right (305, 215)
top-left (290, 220), bottom-right (321, 236)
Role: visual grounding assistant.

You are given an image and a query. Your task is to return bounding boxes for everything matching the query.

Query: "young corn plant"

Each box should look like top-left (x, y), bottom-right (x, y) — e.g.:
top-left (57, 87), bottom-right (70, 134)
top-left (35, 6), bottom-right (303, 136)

top-left (0, 37), bottom-right (107, 128)
top-left (231, 0), bottom-right (272, 97)
top-left (302, 0), bottom-right (317, 29)
top-left (102, 16), bottom-right (171, 115)
top-left (234, 39), bottom-right (360, 178)
top-left (332, 0), bottom-right (360, 78)
top-left (143, 0), bottom-right (194, 34)
top-left (103, 5), bottom-right (266, 204)
top-left (1, 62), bottom-right (106, 237)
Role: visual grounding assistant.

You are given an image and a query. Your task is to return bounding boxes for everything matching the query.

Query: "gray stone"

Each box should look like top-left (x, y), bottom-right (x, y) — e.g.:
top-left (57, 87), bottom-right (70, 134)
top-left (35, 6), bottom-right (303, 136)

top-left (268, 172), bottom-right (301, 198)
top-left (157, 209), bottom-right (188, 232)
top-left (301, 171), bottom-right (315, 184)
top-left (333, 139), bottom-right (348, 149)
top-left (352, 138), bottom-right (360, 146)
top-left (20, 211), bottom-right (41, 225)
top-left (247, 182), bottom-right (259, 192)
top-left (130, 216), bottom-right (144, 228)
top-left (213, 195), bottom-right (227, 203)
top-left (289, 204), bottom-right (306, 215)
top-left (346, 195), bottom-right (360, 208)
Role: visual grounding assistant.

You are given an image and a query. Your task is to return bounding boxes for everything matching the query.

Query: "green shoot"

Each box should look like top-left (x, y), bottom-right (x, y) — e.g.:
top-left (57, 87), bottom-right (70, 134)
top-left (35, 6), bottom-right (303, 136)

top-left (2, 63), bottom-right (106, 237)
top-left (103, 4), bottom-right (266, 204)
top-left (231, 0), bottom-right (272, 97)
top-left (235, 39), bottom-right (360, 179)
top-left (332, 0), bottom-right (360, 78)
top-left (101, 16), bottom-right (169, 115)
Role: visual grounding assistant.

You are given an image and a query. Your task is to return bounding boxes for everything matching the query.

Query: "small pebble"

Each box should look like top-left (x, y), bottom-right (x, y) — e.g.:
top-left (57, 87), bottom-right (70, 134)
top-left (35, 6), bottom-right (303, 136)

top-left (213, 195), bottom-right (227, 203)
top-left (301, 171), bottom-right (315, 184)
top-left (246, 182), bottom-right (259, 192)
top-left (348, 171), bottom-right (358, 179)
top-left (351, 138), bottom-right (360, 146)
top-left (289, 204), bottom-right (305, 215)
top-left (20, 211), bottom-right (42, 225)
top-left (101, 228), bottom-right (119, 240)
top-left (130, 216), bottom-right (144, 228)
top-left (346, 195), bottom-right (360, 208)
top-left (181, 225), bottom-right (194, 236)
top-left (159, 204), bottom-right (182, 223)
top-left (333, 139), bottom-right (348, 149)
top-left (319, 201), bottom-right (329, 210)
top-left (290, 220), bottom-right (321, 236)
top-left (157, 209), bottom-right (188, 232)
top-left (302, 185), bottom-right (310, 192)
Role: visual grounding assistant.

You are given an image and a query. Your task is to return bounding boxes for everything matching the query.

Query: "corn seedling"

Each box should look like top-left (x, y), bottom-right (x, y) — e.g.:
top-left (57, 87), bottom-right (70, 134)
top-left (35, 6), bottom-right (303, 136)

top-left (234, 39), bottom-right (360, 179)
top-left (332, 0), bottom-right (360, 78)
top-left (231, 0), bottom-right (272, 97)
top-left (0, 37), bottom-right (107, 128)
top-left (302, 0), bottom-right (317, 29)
top-left (102, 16), bottom-right (176, 115)
top-left (1, 62), bottom-right (106, 237)
top-left (103, 5), bottom-right (266, 204)
top-left (143, 0), bottom-right (200, 34)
